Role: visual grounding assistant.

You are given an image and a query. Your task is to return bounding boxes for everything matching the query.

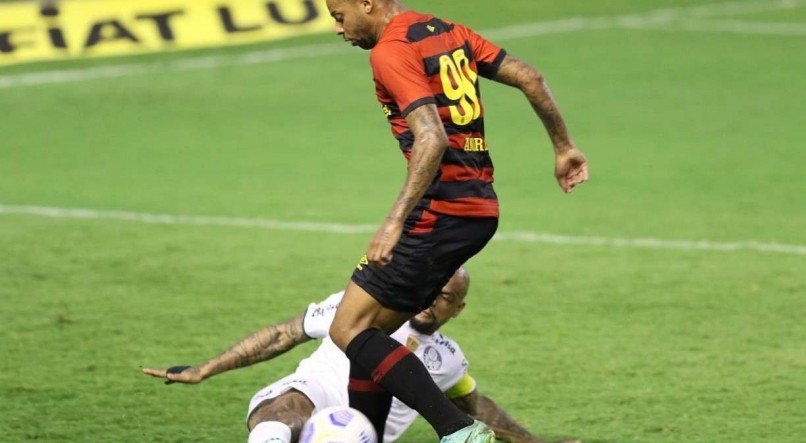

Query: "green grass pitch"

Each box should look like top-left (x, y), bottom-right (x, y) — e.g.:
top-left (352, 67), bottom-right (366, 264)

top-left (1, 0), bottom-right (804, 441)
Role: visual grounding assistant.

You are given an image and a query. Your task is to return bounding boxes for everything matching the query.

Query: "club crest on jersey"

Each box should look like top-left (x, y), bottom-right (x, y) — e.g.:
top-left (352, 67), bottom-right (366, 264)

top-left (423, 346), bottom-right (443, 371)
top-left (406, 335), bottom-right (421, 352)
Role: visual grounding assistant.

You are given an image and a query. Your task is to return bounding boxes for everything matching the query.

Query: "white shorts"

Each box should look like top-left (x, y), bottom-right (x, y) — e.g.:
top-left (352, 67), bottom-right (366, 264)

top-left (246, 370), bottom-right (348, 421)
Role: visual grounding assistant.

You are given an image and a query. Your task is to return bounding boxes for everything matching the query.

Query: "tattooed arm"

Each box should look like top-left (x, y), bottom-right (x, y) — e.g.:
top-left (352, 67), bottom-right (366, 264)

top-left (493, 54), bottom-right (588, 194)
top-left (142, 311), bottom-right (311, 384)
top-left (452, 389), bottom-right (578, 443)
top-left (365, 103), bottom-right (448, 267)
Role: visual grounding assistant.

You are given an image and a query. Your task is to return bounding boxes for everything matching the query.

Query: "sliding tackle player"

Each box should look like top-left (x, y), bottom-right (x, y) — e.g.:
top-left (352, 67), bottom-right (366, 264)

top-left (143, 268), bottom-right (580, 443)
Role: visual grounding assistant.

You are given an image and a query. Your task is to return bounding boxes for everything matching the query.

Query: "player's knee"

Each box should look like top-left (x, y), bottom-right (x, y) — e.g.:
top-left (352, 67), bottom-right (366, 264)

top-left (246, 392), bottom-right (313, 437)
top-left (328, 320), bottom-right (357, 351)
top-left (247, 402), bottom-right (290, 431)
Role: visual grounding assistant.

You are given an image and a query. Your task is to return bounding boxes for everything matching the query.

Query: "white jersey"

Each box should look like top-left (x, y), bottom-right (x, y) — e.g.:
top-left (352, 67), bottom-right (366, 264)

top-left (299, 291), bottom-right (472, 443)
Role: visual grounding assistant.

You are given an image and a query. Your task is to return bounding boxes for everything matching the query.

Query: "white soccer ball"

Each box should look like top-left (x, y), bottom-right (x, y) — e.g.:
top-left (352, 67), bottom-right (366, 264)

top-left (300, 406), bottom-right (378, 443)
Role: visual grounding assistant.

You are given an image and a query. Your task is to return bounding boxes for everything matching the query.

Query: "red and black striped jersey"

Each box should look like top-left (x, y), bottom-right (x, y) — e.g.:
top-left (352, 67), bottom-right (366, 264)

top-left (370, 11), bottom-right (506, 218)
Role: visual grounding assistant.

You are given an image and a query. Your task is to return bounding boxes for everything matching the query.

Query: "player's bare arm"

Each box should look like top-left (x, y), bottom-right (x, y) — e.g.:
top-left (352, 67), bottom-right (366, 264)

top-left (493, 54), bottom-right (589, 194)
top-left (142, 311), bottom-right (310, 384)
top-left (451, 389), bottom-right (581, 443)
top-left (366, 103), bottom-right (449, 267)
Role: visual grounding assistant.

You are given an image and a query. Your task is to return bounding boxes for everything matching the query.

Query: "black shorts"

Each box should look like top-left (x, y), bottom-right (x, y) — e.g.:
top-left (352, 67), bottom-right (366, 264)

top-left (351, 208), bottom-right (498, 313)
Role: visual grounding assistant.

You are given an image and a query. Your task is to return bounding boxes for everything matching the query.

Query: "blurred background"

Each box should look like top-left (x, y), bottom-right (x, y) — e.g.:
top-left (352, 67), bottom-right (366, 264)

top-left (1, 0), bottom-right (804, 441)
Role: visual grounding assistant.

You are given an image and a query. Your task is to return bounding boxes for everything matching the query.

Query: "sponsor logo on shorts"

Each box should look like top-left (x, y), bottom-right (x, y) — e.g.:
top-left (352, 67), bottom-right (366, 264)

top-left (356, 254), bottom-right (369, 270)
top-left (255, 379), bottom-right (307, 400)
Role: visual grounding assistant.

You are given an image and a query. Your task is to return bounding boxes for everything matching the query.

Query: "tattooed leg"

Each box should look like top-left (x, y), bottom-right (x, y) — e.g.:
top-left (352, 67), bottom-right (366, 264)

top-left (247, 389), bottom-right (315, 440)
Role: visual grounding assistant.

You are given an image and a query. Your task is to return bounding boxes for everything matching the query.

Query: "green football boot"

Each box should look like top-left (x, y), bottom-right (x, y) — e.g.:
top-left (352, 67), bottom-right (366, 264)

top-left (440, 420), bottom-right (496, 443)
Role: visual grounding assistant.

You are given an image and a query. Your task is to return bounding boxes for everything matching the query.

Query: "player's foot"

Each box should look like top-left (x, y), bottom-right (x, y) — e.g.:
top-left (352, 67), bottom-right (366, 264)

top-left (440, 420), bottom-right (495, 443)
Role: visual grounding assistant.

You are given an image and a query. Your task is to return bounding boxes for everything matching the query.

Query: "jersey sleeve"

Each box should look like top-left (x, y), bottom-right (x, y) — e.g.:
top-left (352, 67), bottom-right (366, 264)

top-left (446, 373), bottom-right (477, 399)
top-left (445, 345), bottom-right (476, 398)
top-left (462, 25), bottom-right (507, 79)
top-left (441, 337), bottom-right (475, 396)
top-left (370, 41), bottom-right (436, 117)
top-left (301, 291), bottom-right (344, 339)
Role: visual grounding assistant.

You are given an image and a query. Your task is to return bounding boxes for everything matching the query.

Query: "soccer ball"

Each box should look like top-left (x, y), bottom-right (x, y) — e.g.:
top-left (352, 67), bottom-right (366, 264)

top-left (300, 406), bottom-right (378, 443)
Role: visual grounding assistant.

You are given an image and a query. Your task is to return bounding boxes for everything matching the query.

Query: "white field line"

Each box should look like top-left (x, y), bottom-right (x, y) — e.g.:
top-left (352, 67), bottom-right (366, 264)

top-left (0, 42), bottom-right (349, 89)
top-left (2, 204), bottom-right (805, 256)
top-left (0, 204), bottom-right (377, 234)
top-left (634, 19), bottom-right (806, 36)
top-left (0, 0), bottom-right (802, 89)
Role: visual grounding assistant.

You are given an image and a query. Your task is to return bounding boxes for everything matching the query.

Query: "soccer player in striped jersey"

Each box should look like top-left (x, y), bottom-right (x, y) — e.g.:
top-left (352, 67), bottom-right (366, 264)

top-left (323, 1), bottom-right (589, 442)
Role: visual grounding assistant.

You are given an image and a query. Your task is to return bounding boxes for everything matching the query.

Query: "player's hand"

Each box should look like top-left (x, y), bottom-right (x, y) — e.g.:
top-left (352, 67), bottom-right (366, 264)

top-left (554, 146), bottom-right (588, 193)
top-left (366, 217), bottom-right (404, 268)
top-left (141, 365), bottom-right (204, 385)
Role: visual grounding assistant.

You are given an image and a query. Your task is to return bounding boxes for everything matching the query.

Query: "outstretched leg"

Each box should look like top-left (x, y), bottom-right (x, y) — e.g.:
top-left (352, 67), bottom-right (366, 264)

top-left (246, 390), bottom-right (314, 443)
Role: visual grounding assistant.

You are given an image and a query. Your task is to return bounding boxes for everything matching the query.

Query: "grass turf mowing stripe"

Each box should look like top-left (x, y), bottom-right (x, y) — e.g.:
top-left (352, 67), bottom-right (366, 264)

top-left (637, 18), bottom-right (806, 35)
top-left (1, 0), bottom-right (802, 88)
top-left (2, 204), bottom-right (804, 256)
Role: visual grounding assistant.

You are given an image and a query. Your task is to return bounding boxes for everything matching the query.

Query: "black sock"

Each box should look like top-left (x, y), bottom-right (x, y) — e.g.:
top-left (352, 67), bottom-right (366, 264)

top-left (348, 359), bottom-right (392, 439)
top-left (345, 328), bottom-right (474, 438)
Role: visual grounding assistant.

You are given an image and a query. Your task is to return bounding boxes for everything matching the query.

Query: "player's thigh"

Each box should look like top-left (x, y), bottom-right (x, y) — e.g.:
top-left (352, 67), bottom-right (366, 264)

top-left (247, 389), bottom-right (314, 436)
top-left (351, 212), bottom-right (496, 314)
top-left (429, 214), bottom-right (498, 283)
top-left (329, 281), bottom-right (412, 349)
top-left (347, 214), bottom-right (442, 316)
